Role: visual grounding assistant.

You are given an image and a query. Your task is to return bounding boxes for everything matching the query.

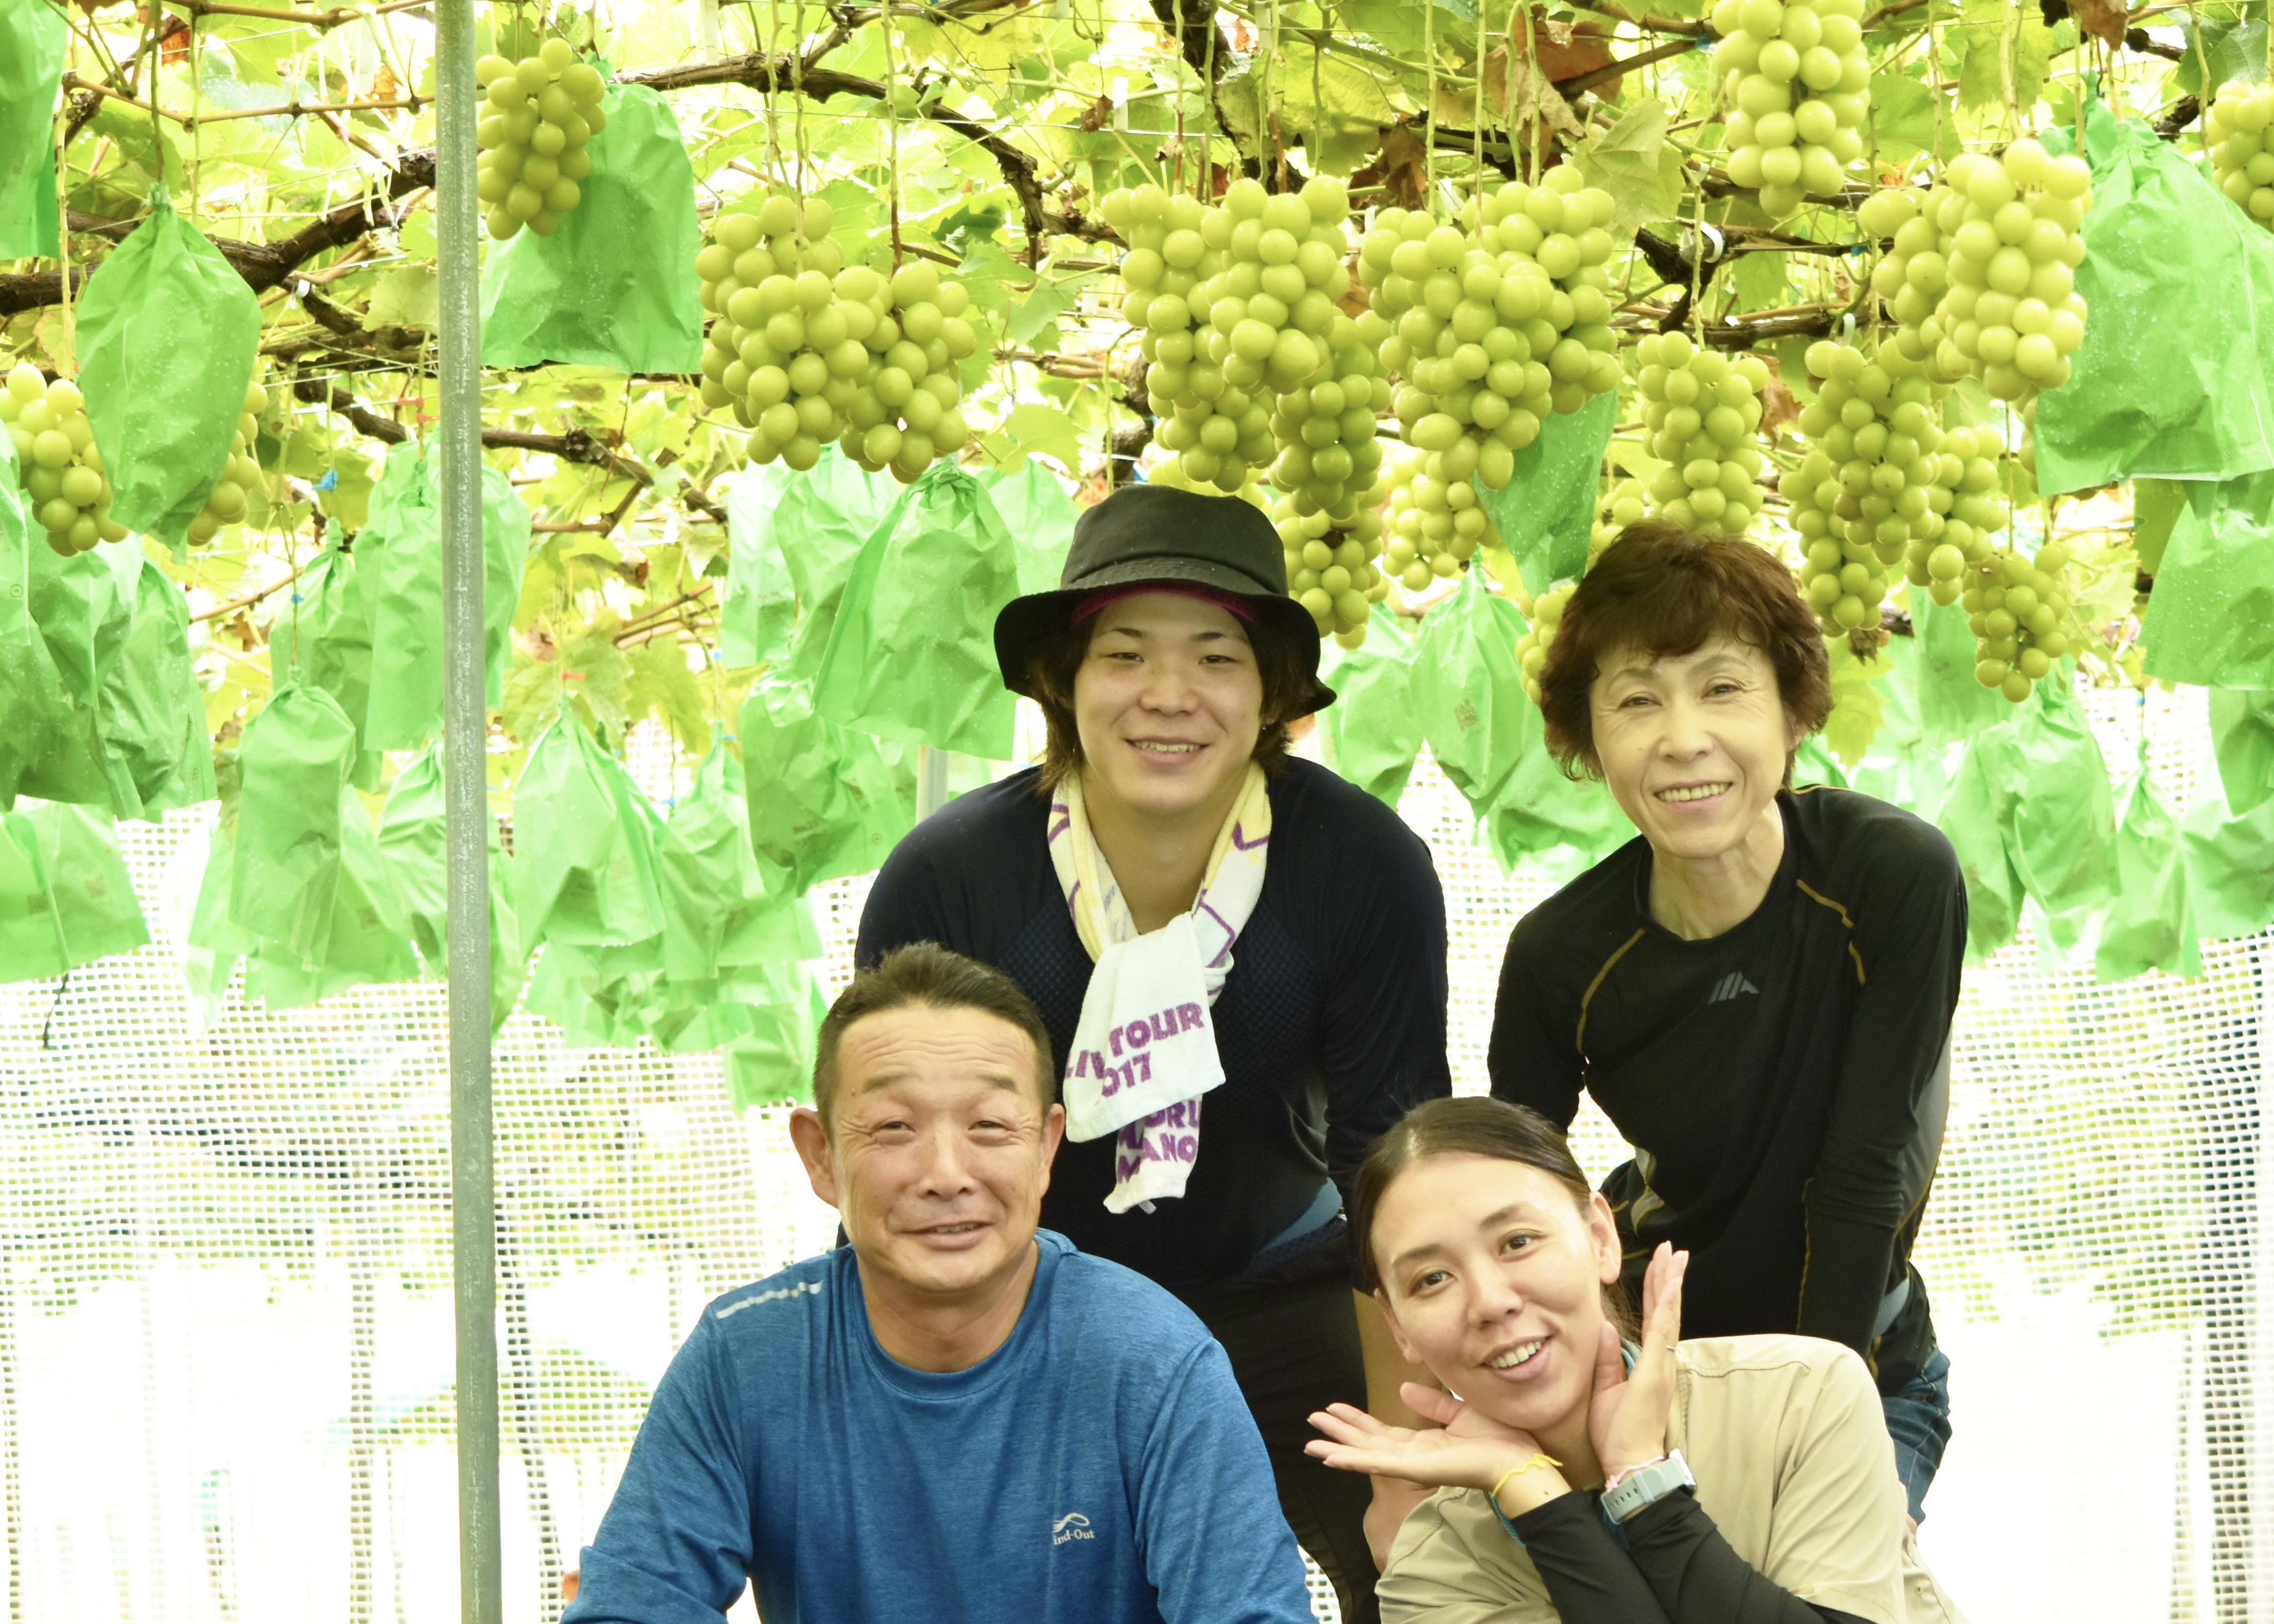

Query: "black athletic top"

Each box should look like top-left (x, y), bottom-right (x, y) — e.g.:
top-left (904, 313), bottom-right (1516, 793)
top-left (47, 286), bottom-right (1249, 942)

top-left (1488, 788), bottom-right (1964, 1394)
top-left (1513, 1491), bottom-right (1870, 1624)
top-left (856, 760), bottom-right (1453, 1288)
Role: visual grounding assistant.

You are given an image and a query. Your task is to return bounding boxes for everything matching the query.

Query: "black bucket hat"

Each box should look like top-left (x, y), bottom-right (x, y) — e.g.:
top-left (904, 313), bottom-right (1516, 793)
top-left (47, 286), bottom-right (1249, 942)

top-left (992, 483), bottom-right (1336, 716)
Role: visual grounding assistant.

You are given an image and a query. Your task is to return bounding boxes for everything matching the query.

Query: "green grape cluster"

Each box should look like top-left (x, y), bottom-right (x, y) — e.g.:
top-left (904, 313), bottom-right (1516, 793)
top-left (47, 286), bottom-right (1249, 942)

top-left (1632, 332), bottom-right (1769, 532)
top-left (187, 379), bottom-right (270, 545)
top-left (1592, 476), bottom-right (1647, 556)
top-left (2207, 82), bottom-right (2274, 227)
top-left (1867, 143), bottom-right (2090, 403)
top-left (696, 196), bottom-right (852, 470)
top-left (1274, 482), bottom-right (1390, 645)
top-left (1378, 442), bottom-right (1502, 590)
top-left (1900, 424), bottom-right (2007, 606)
top-left (2, 363), bottom-right (123, 556)
top-left (1965, 538), bottom-right (2074, 702)
top-left (1516, 579), bottom-right (1575, 705)
top-left (1356, 167), bottom-right (1622, 490)
top-left (1109, 177), bottom-right (1357, 493)
top-left (474, 42), bottom-right (606, 241)
top-left (1268, 313), bottom-right (1391, 520)
top-left (1711, 0), bottom-right (1871, 217)
top-left (840, 260), bottom-right (981, 482)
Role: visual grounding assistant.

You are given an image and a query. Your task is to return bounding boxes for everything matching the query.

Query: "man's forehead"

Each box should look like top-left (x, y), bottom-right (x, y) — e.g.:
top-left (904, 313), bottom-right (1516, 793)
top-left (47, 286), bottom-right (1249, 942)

top-left (837, 1007), bottom-right (1039, 1093)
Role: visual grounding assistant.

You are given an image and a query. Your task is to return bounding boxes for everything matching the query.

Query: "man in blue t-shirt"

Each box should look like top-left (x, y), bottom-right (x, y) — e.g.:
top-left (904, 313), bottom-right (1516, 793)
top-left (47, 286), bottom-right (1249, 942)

top-left (563, 942), bottom-right (1317, 1624)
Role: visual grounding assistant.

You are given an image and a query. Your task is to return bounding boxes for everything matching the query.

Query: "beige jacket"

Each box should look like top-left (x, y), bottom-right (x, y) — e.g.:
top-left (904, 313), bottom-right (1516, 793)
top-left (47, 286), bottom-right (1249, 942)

top-left (1377, 1335), bottom-right (1966, 1624)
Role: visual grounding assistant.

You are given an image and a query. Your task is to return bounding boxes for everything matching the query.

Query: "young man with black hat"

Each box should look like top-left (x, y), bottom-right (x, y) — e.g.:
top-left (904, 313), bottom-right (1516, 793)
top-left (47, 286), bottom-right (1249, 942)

top-left (856, 483), bottom-right (1455, 1624)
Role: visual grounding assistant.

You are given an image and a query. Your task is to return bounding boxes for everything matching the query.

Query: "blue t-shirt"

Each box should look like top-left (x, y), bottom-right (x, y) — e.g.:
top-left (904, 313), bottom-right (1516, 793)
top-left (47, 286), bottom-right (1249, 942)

top-left (562, 1231), bottom-right (1315, 1624)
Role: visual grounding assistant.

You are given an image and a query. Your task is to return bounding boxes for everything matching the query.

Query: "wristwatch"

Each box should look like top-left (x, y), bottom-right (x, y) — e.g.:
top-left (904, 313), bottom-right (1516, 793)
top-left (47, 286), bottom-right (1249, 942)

top-left (1600, 1449), bottom-right (1695, 1524)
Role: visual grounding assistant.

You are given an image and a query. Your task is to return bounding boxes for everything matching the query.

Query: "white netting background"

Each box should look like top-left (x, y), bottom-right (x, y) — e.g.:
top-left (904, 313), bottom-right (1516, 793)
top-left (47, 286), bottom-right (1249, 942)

top-left (0, 681), bottom-right (2268, 1624)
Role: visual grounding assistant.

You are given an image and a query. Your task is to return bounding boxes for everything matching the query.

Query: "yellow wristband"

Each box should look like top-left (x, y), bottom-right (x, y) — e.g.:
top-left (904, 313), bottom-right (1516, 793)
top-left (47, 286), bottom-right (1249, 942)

top-left (1489, 1453), bottom-right (1563, 1506)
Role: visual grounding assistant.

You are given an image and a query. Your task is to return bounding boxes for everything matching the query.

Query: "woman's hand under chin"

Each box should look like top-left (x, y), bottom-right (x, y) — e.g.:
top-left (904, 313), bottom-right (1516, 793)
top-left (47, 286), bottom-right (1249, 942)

top-left (1307, 1381), bottom-right (1574, 1521)
top-left (1588, 1241), bottom-right (1690, 1481)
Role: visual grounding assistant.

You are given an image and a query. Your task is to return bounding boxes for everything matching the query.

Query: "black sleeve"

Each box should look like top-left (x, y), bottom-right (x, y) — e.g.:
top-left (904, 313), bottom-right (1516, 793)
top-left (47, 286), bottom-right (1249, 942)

top-left (1798, 814), bottom-right (1967, 1354)
top-left (1486, 923), bottom-right (1584, 1132)
top-left (1511, 1491), bottom-right (1871, 1624)
top-left (1315, 810), bottom-right (1453, 1208)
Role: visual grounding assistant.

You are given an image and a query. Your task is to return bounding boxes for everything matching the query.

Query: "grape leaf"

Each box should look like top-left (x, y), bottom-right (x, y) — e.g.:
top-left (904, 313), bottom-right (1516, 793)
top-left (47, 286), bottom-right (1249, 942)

top-left (625, 641), bottom-right (713, 755)
top-left (1003, 271), bottom-right (1099, 348)
top-left (1576, 98), bottom-right (1685, 232)
top-left (365, 269), bottom-right (440, 331)
top-left (2176, 15), bottom-right (2271, 94)
top-left (984, 402), bottom-right (1086, 478)
top-left (1869, 72), bottom-right (1953, 164)
top-left (1950, 0), bottom-right (2057, 114)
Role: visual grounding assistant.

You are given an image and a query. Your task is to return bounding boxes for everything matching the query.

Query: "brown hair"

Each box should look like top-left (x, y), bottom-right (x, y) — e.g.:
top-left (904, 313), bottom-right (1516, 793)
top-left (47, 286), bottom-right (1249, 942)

top-left (1026, 596), bottom-right (1314, 792)
top-left (1351, 1096), bottom-right (1637, 1340)
top-left (1538, 523), bottom-right (1831, 785)
top-left (813, 943), bottom-right (1057, 1130)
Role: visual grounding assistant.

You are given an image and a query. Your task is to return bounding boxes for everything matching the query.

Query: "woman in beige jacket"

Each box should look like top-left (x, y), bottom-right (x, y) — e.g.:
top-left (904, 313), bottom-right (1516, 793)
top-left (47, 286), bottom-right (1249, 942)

top-left (1306, 1097), bottom-right (1964, 1624)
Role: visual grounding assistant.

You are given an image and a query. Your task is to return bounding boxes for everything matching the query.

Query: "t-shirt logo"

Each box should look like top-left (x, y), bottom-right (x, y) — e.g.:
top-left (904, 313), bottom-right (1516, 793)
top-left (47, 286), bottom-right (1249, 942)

top-left (1706, 971), bottom-right (1760, 1005)
top-left (1052, 1513), bottom-right (1095, 1545)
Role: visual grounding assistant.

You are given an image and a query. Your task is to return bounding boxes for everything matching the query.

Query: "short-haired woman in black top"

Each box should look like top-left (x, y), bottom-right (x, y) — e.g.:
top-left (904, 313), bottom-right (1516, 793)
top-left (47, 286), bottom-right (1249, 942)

top-left (857, 483), bottom-right (1454, 1622)
top-left (1486, 524), bottom-right (1966, 1526)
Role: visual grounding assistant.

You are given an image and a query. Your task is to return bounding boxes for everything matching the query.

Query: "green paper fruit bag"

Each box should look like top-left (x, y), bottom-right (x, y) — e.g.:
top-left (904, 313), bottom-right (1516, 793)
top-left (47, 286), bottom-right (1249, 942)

top-left (2035, 107), bottom-right (2274, 494)
top-left (76, 191), bottom-right (263, 549)
top-left (1316, 603), bottom-right (1423, 807)
top-left (376, 744), bottom-right (527, 1027)
top-left (738, 676), bottom-right (912, 895)
top-left (479, 78), bottom-right (705, 374)
top-left (241, 788), bottom-right (417, 1010)
top-left (1472, 389), bottom-right (1617, 594)
top-left (2094, 741), bottom-right (2200, 983)
top-left (2208, 689), bottom-right (2274, 814)
top-left (183, 814), bottom-right (257, 1020)
top-left (2000, 676), bottom-right (2117, 957)
top-left (1, 430), bottom-right (108, 809)
top-left (359, 440), bottom-right (532, 750)
top-left (659, 739), bottom-right (816, 983)
top-left (2139, 471), bottom-right (2274, 691)
top-left (513, 710), bottom-right (666, 957)
top-left (777, 446), bottom-right (906, 680)
top-left (267, 532), bottom-right (380, 789)
top-left (721, 966), bottom-right (830, 1109)
top-left (1936, 733), bottom-right (2024, 962)
top-left (0, 801), bottom-right (147, 978)
top-left (813, 460), bottom-right (1021, 759)
top-left (2181, 785), bottom-right (2274, 942)
top-left (0, 0), bottom-right (64, 259)
top-left (1411, 571), bottom-right (1528, 816)
top-left (1911, 595), bottom-right (2008, 748)
top-left (720, 460), bottom-right (797, 668)
top-left (978, 457), bottom-right (1081, 595)
top-left (228, 683), bottom-right (359, 960)
top-left (99, 551), bottom-right (214, 817)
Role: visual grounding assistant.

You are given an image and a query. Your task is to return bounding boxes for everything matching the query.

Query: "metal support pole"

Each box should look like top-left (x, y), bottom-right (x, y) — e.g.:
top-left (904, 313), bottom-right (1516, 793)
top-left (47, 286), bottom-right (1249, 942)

top-left (916, 745), bottom-right (952, 821)
top-left (434, 1), bottom-right (501, 1622)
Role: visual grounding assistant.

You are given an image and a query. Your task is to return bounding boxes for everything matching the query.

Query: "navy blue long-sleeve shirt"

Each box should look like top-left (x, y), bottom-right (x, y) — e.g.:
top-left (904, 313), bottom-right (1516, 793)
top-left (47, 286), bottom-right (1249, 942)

top-left (857, 760), bottom-right (1453, 1287)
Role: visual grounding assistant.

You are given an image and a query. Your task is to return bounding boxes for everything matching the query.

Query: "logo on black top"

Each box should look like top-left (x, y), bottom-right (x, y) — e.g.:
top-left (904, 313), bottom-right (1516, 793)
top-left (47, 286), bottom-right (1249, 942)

top-left (1706, 972), bottom-right (1760, 1005)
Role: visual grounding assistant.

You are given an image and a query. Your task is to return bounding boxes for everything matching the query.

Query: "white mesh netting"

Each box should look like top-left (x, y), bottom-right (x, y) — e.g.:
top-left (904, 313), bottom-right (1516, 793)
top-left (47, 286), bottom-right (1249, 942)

top-left (0, 683), bottom-right (2268, 1624)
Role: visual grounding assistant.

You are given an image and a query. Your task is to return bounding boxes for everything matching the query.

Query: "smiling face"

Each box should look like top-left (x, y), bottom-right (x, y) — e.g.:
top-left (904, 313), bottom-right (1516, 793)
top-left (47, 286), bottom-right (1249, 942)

top-left (1071, 591), bottom-right (1266, 822)
top-left (1588, 636), bottom-right (1803, 864)
top-left (1370, 1153), bottom-right (1624, 1440)
top-left (796, 1003), bottom-right (1065, 1305)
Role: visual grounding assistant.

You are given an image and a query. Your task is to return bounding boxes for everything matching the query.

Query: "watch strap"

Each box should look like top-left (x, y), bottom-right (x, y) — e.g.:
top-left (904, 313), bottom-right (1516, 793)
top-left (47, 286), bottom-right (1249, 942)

top-left (1600, 1448), bottom-right (1695, 1523)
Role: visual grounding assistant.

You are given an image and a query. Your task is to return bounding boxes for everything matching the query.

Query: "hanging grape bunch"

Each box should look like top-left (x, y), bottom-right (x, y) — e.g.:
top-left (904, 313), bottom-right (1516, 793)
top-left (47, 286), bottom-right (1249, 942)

top-left (1274, 481), bottom-right (1390, 646)
top-left (842, 260), bottom-right (980, 484)
top-left (1789, 336), bottom-right (1955, 631)
top-left (1893, 141), bottom-right (2090, 403)
top-left (1358, 165), bottom-right (1623, 491)
top-left (2206, 82), bottom-right (2274, 227)
top-left (1966, 538), bottom-right (2074, 702)
top-left (1712, 0), bottom-right (1871, 217)
top-left (1859, 184), bottom-right (1952, 380)
top-left (1901, 424), bottom-right (2007, 607)
top-left (1104, 185), bottom-right (1222, 487)
top-left (1592, 476), bottom-right (1647, 557)
top-left (1269, 306), bottom-right (1391, 526)
top-left (474, 41), bottom-right (607, 241)
top-left (1631, 332), bottom-right (1769, 533)
top-left (697, 195), bottom-right (853, 473)
top-left (187, 378), bottom-right (270, 545)
top-left (1377, 442), bottom-right (1503, 589)
top-left (2, 363), bottom-right (124, 556)
top-left (1516, 579), bottom-right (1575, 705)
